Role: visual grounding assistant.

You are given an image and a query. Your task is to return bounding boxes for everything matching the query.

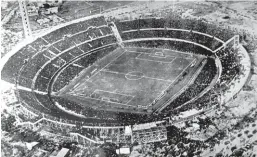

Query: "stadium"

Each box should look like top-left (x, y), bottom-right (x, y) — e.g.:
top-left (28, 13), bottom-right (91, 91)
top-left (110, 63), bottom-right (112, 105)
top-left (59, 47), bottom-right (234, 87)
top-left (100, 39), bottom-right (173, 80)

top-left (0, 5), bottom-right (252, 155)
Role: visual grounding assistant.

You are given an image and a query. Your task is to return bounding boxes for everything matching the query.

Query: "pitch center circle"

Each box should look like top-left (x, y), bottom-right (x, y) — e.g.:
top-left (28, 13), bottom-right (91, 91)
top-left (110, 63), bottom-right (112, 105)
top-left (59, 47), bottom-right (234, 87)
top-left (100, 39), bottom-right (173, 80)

top-left (125, 71), bottom-right (144, 80)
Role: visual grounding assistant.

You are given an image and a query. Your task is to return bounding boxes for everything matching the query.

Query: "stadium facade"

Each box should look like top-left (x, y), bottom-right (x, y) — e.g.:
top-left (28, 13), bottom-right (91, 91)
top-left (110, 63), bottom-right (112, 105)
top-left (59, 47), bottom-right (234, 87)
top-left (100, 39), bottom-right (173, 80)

top-left (0, 12), bottom-right (250, 145)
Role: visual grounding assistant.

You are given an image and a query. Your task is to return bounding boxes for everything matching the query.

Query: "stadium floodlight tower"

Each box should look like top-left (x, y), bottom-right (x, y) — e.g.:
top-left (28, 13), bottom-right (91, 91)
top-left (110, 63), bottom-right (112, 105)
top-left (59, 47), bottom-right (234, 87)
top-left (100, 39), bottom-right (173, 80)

top-left (18, 0), bottom-right (32, 38)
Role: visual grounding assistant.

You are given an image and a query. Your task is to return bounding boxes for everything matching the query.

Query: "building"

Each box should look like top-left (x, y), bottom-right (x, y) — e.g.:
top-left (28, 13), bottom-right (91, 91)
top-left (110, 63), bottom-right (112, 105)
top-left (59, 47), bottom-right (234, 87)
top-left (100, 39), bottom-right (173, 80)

top-left (50, 148), bottom-right (70, 157)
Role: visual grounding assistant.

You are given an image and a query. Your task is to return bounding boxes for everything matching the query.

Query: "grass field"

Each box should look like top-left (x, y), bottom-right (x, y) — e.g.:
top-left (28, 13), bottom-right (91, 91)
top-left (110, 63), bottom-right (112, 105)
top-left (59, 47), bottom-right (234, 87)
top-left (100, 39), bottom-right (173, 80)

top-left (59, 47), bottom-right (204, 114)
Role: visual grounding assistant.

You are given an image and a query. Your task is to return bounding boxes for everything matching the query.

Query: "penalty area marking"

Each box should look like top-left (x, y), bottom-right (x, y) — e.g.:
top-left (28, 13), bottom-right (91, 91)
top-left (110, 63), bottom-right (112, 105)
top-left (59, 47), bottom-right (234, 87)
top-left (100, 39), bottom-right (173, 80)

top-left (135, 55), bottom-right (175, 63)
top-left (92, 89), bottom-right (134, 98)
top-left (131, 51), bottom-right (176, 63)
top-left (101, 70), bottom-right (173, 83)
top-left (86, 49), bottom-right (127, 82)
top-left (127, 50), bottom-right (173, 57)
top-left (149, 52), bottom-right (166, 58)
top-left (125, 71), bottom-right (144, 80)
top-left (127, 48), bottom-right (199, 60)
top-left (74, 94), bottom-right (136, 107)
top-left (90, 89), bottom-right (135, 105)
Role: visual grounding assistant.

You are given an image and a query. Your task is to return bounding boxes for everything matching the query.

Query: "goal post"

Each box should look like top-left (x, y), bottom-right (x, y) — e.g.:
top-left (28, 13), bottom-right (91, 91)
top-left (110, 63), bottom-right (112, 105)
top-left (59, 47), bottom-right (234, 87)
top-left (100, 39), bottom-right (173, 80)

top-left (214, 35), bottom-right (240, 53)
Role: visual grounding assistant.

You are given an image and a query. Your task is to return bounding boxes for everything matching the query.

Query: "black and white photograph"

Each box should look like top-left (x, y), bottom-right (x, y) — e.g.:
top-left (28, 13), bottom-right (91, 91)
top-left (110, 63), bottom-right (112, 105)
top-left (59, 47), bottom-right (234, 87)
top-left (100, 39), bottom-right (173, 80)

top-left (1, 0), bottom-right (257, 156)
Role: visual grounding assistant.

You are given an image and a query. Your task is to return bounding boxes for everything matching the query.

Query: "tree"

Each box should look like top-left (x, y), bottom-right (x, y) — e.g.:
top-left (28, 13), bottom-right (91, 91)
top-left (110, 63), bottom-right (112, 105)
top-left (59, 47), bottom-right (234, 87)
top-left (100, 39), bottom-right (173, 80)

top-left (1, 114), bottom-right (16, 132)
top-left (98, 143), bottom-right (118, 157)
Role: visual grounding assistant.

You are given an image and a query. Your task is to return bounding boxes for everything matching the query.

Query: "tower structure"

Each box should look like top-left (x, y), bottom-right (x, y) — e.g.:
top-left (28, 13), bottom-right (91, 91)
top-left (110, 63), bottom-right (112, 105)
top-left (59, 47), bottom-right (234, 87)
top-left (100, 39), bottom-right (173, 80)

top-left (18, 0), bottom-right (32, 38)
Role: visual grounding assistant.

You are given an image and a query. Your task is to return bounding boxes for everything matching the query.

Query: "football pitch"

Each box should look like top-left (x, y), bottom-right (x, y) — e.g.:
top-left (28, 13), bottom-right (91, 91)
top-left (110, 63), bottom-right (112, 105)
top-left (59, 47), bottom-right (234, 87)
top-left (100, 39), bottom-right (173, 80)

top-left (59, 47), bottom-right (204, 114)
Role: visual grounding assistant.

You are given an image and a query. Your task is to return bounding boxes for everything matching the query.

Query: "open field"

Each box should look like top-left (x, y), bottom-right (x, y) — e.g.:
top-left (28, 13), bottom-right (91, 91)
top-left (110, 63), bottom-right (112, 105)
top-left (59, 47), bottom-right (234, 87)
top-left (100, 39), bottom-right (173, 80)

top-left (59, 47), bottom-right (203, 113)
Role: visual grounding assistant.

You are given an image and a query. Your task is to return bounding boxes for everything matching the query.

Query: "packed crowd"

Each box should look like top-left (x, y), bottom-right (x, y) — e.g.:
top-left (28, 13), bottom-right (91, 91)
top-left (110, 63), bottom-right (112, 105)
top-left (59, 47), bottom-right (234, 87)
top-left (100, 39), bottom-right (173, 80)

top-left (53, 44), bottom-right (117, 92)
top-left (115, 15), bottom-right (236, 42)
top-left (42, 16), bottom-right (107, 43)
top-left (17, 90), bottom-right (51, 115)
top-left (216, 48), bottom-right (240, 85)
top-left (116, 18), bottom-right (166, 31)
top-left (183, 89), bottom-right (219, 113)
top-left (162, 58), bottom-right (217, 113)
top-left (35, 62), bottom-right (60, 92)
top-left (124, 40), bottom-right (214, 56)
top-left (3, 14), bottom-right (243, 146)
top-left (53, 65), bottom-right (84, 92)
top-left (30, 36), bottom-right (115, 92)
top-left (1, 38), bottom-right (48, 85)
top-left (131, 126), bottom-right (208, 157)
top-left (30, 36), bottom-right (117, 92)
top-left (53, 26), bottom-right (113, 52)
top-left (2, 15), bottom-right (113, 90)
top-left (167, 48), bottom-right (240, 115)
top-left (50, 95), bottom-right (151, 126)
top-left (121, 29), bottom-right (222, 51)
top-left (17, 89), bottom-right (90, 123)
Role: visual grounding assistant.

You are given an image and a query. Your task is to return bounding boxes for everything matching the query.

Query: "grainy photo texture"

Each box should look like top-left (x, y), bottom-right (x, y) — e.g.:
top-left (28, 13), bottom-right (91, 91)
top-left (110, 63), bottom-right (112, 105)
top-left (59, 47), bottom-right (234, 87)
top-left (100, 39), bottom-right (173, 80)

top-left (1, 0), bottom-right (257, 156)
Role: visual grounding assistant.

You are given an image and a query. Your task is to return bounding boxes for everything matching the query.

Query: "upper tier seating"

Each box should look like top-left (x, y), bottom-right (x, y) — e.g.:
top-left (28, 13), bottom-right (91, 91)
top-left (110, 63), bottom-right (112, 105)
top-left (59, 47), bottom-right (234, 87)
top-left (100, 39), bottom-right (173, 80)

top-left (34, 36), bottom-right (117, 93)
top-left (162, 58), bottom-right (217, 113)
top-left (115, 17), bottom-right (235, 42)
top-left (42, 16), bottom-right (107, 43)
top-left (16, 44), bottom-right (120, 124)
top-left (123, 40), bottom-right (214, 56)
top-left (121, 29), bottom-right (222, 50)
top-left (53, 45), bottom-right (117, 92)
top-left (18, 34), bottom-right (116, 92)
top-left (216, 48), bottom-right (240, 85)
top-left (2, 15), bottom-right (240, 127)
top-left (1, 16), bottom-right (109, 85)
top-left (1, 45), bottom-right (37, 84)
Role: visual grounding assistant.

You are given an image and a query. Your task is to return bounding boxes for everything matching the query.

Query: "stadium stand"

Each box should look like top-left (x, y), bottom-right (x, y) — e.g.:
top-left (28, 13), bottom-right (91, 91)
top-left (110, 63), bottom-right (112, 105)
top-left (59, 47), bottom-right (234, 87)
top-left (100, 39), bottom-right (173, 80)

top-left (1, 49), bottom-right (34, 84)
top-left (115, 16), bottom-right (235, 41)
top-left (121, 29), bottom-right (222, 50)
top-left (18, 90), bottom-right (51, 115)
top-left (53, 45), bottom-right (117, 92)
top-left (123, 40), bottom-right (214, 56)
top-left (216, 48), bottom-right (240, 85)
top-left (42, 16), bottom-right (107, 43)
top-left (161, 58), bottom-right (217, 113)
top-left (52, 65), bottom-right (83, 92)
top-left (1, 13), bottom-right (243, 137)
